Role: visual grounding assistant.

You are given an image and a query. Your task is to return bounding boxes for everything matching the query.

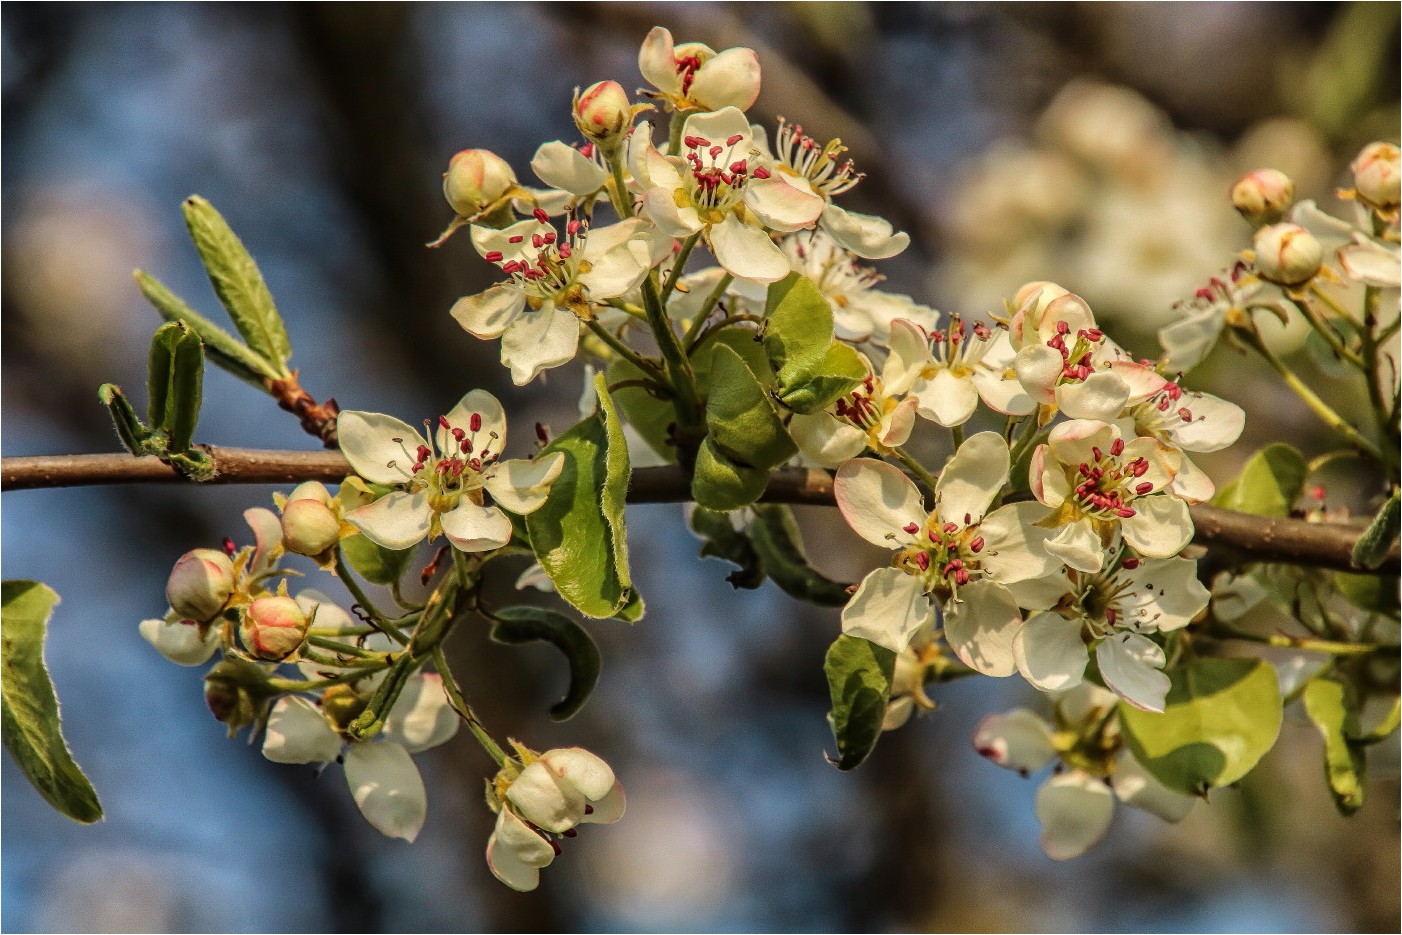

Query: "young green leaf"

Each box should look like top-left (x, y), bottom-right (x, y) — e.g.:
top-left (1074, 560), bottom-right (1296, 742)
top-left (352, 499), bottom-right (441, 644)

top-left (146, 322), bottom-right (181, 432)
top-left (1351, 490), bottom-right (1399, 570)
top-left (1, 581), bottom-right (103, 823)
top-left (762, 272), bottom-right (833, 387)
top-left (1302, 677), bottom-right (1367, 815)
top-left (705, 344), bottom-right (796, 470)
top-left (691, 435), bottom-right (769, 511)
top-left (134, 270), bottom-right (279, 388)
top-left (181, 195), bottom-right (292, 374)
top-left (489, 606), bottom-right (602, 721)
top-left (689, 506), bottom-right (765, 590)
top-left (97, 383), bottom-right (153, 456)
top-left (340, 534), bottom-right (415, 587)
top-left (775, 342), bottom-right (866, 415)
top-left (825, 634), bottom-right (896, 771)
top-left (1212, 443), bottom-right (1307, 517)
top-left (166, 323), bottom-right (205, 454)
top-left (748, 505), bottom-right (851, 606)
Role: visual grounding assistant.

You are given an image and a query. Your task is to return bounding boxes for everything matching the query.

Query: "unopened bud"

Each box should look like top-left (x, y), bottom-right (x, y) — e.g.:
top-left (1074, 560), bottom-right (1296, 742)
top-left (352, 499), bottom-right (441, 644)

top-left (239, 596), bottom-right (311, 662)
top-left (1230, 169), bottom-right (1294, 227)
top-left (166, 548), bottom-right (236, 622)
top-left (281, 498), bottom-right (341, 556)
top-left (443, 149), bottom-right (516, 218)
top-left (573, 80), bottom-right (633, 148)
top-left (203, 657), bottom-right (278, 735)
top-left (286, 481), bottom-right (333, 505)
top-left (1252, 223), bottom-right (1322, 286)
top-left (1350, 142), bottom-right (1400, 211)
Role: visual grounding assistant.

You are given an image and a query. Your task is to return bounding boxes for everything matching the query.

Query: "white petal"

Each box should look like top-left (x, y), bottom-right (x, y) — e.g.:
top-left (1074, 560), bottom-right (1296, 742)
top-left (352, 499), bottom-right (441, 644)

top-left (840, 568), bottom-right (934, 654)
top-left (681, 107), bottom-right (754, 149)
top-left (1005, 571), bottom-right (1074, 612)
top-left (1012, 344), bottom-right (1063, 405)
top-left (347, 492), bottom-right (433, 551)
top-left (914, 369), bottom-right (979, 427)
top-left (501, 304), bottom-right (580, 385)
top-left (638, 27), bottom-right (682, 95)
top-left (451, 286), bottom-right (526, 340)
top-left (689, 48), bottom-right (762, 110)
top-left (972, 368), bottom-right (1035, 416)
top-left (443, 388), bottom-right (508, 451)
top-left (1172, 393), bottom-right (1245, 453)
top-left (1112, 557), bottom-right (1209, 633)
top-left (642, 186), bottom-right (704, 238)
top-left (1158, 308), bottom-right (1226, 373)
top-left (1096, 632), bottom-right (1170, 712)
top-left (1056, 372), bottom-right (1130, 421)
top-left (745, 178), bottom-right (824, 232)
top-left (790, 412), bottom-right (867, 467)
top-left (1120, 495), bottom-right (1194, 558)
top-left (439, 500), bottom-right (513, 553)
top-left (1013, 614), bottom-right (1088, 692)
top-left (486, 808), bottom-right (555, 892)
top-left (1035, 771), bottom-right (1115, 860)
top-left (1122, 437), bottom-right (1180, 493)
top-left (935, 432), bottom-right (1009, 527)
top-left (384, 673), bottom-right (459, 754)
top-left (538, 747), bottom-right (617, 801)
top-left (820, 203), bottom-right (909, 259)
top-left (883, 696), bottom-right (915, 732)
top-left (531, 141), bottom-right (608, 196)
top-left (483, 452), bottom-right (565, 514)
top-left (942, 580), bottom-right (1021, 677)
top-left (1169, 454), bottom-right (1216, 504)
top-left (472, 220), bottom-right (543, 261)
top-left (1044, 520), bottom-right (1105, 573)
top-left (878, 397), bottom-right (918, 447)
top-left (244, 506), bottom-right (284, 574)
top-left (1339, 237), bottom-right (1402, 287)
top-left (972, 708), bottom-right (1056, 774)
top-left (1047, 419), bottom-right (1115, 469)
top-left (834, 458), bottom-right (925, 548)
top-left (709, 214), bottom-right (790, 284)
top-left (337, 411), bottom-right (426, 486)
top-left (262, 696), bottom-right (342, 765)
top-left (881, 319), bottom-right (930, 394)
top-left (344, 742), bottom-right (427, 842)
top-left (1111, 749), bottom-right (1194, 822)
top-left (579, 243), bottom-right (649, 299)
top-left (139, 617), bottom-right (220, 667)
top-left (582, 782), bottom-right (627, 825)
top-left (978, 502), bottom-right (1062, 584)
top-left (507, 760), bottom-right (585, 833)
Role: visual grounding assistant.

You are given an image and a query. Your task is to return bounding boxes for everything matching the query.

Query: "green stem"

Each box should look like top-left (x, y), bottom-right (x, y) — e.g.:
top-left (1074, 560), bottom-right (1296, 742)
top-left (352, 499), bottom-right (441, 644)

top-left (1213, 624), bottom-right (1379, 656)
top-left (642, 274), bottom-right (704, 448)
top-left (334, 548), bottom-right (410, 644)
top-left (682, 275), bottom-right (742, 349)
top-left (301, 646), bottom-right (391, 668)
top-left (892, 446), bottom-right (940, 493)
top-left (662, 231), bottom-right (701, 305)
top-left (603, 298), bottom-right (649, 322)
top-left (1358, 283), bottom-right (1400, 470)
top-left (269, 665), bottom-right (391, 694)
top-left (667, 111), bottom-right (685, 157)
top-left (307, 625), bottom-right (377, 638)
top-left (305, 636), bottom-right (391, 659)
top-left (433, 646), bottom-right (509, 768)
top-left (585, 319), bottom-right (666, 383)
top-left (607, 153), bottom-right (634, 219)
top-left (949, 423), bottom-right (965, 451)
top-left (1289, 295), bottom-right (1364, 369)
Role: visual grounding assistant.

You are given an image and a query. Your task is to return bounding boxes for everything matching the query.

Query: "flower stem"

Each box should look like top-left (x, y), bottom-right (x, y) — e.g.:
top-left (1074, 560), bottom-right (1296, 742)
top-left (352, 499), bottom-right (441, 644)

top-left (432, 646), bottom-right (508, 768)
top-left (269, 668), bottom-right (388, 694)
top-left (949, 423), bottom-right (965, 451)
top-left (1289, 294), bottom-right (1364, 368)
top-left (585, 319), bottom-right (666, 383)
top-left (607, 154), bottom-right (634, 220)
top-left (662, 231), bottom-right (701, 305)
top-left (892, 446), bottom-right (940, 493)
top-left (642, 274), bottom-right (705, 455)
top-left (1212, 624), bottom-right (1379, 656)
top-left (681, 273), bottom-right (738, 348)
top-left (333, 548), bottom-right (410, 644)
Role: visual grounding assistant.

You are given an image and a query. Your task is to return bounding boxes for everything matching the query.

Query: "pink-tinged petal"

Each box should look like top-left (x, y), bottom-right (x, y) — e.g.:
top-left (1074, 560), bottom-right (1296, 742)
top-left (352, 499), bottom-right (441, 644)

top-left (847, 292), bottom-right (939, 343)
top-left (972, 368), bottom-right (1035, 416)
top-left (1158, 308), bottom-right (1227, 373)
top-left (790, 412), bottom-right (867, 467)
top-left (1045, 520), bottom-right (1105, 574)
top-left (881, 319), bottom-right (930, 394)
top-left (1014, 614), bottom-right (1088, 692)
top-left (439, 500), bottom-right (513, 553)
top-left (745, 178), bottom-right (824, 232)
top-left (1111, 749), bottom-right (1194, 822)
top-left (487, 808), bottom-right (556, 892)
top-left (1122, 436), bottom-right (1180, 492)
top-left (530, 140), bottom-right (608, 196)
top-left (1030, 444), bottom-right (1068, 508)
top-left (1035, 770), bottom-right (1115, 860)
top-left (502, 304), bottom-right (580, 385)
top-left (1035, 293), bottom-right (1097, 343)
top-left (978, 502), bottom-right (1062, 584)
top-left (483, 452), bottom-right (565, 515)
top-left (834, 458), bottom-right (925, 547)
top-left (139, 617), bottom-right (221, 667)
top-left (1108, 361), bottom-right (1169, 402)
top-left (451, 285), bottom-right (526, 340)
top-left (972, 708), bottom-right (1056, 774)
top-left (689, 47), bottom-right (762, 110)
top-left (1055, 371), bottom-right (1130, 421)
top-left (1169, 454), bottom-right (1215, 504)
top-left (347, 491), bottom-right (432, 551)
top-left (841, 568), bottom-right (935, 654)
top-left (1120, 495), bottom-right (1193, 558)
top-left (338, 411), bottom-right (426, 486)
top-left (244, 506), bottom-right (284, 574)
top-left (538, 747), bottom-right (617, 801)
top-left (471, 219), bottom-right (543, 262)
top-left (262, 696), bottom-right (342, 764)
top-left (935, 431), bottom-right (1009, 526)
top-left (1013, 344), bottom-right (1064, 405)
top-left (913, 369), bottom-right (979, 427)
top-left (1172, 393), bottom-right (1245, 452)
top-left (443, 389), bottom-right (508, 451)
top-left (1048, 419), bottom-right (1115, 468)
top-left (943, 579), bottom-right (1021, 677)
top-left (709, 215), bottom-right (789, 283)
top-left (507, 760), bottom-right (584, 833)
top-left (1096, 632), bottom-right (1170, 712)
top-left (878, 397), bottom-right (918, 447)
top-left (344, 742), bottom-right (427, 842)
top-left (638, 27), bottom-right (682, 95)
top-left (384, 673), bottom-right (459, 754)
top-left (820, 204), bottom-right (909, 259)
top-left (1113, 557), bottom-right (1209, 633)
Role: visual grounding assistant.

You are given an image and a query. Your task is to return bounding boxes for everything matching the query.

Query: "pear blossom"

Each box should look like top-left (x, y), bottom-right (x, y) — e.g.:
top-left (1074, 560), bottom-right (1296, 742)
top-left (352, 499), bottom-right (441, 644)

top-left (451, 214), bottom-right (656, 383)
top-left (882, 629), bottom-right (940, 731)
top-left (834, 433), bottom-right (1060, 668)
top-left (530, 141), bottom-right (611, 201)
top-left (1009, 289), bottom-right (1138, 422)
top-left (1349, 141), bottom-right (1400, 212)
top-left (780, 232), bottom-right (938, 344)
top-left (637, 27), bottom-right (760, 114)
top-left (1030, 419), bottom-right (1190, 573)
top-left (883, 316), bottom-right (1033, 427)
top-left (486, 746), bottom-right (626, 891)
top-left (262, 671), bottom-right (459, 842)
top-left (337, 390), bottom-right (565, 553)
top-left (789, 367), bottom-right (915, 467)
top-left (636, 107), bottom-right (824, 284)
top-left (1157, 263), bottom-right (1261, 372)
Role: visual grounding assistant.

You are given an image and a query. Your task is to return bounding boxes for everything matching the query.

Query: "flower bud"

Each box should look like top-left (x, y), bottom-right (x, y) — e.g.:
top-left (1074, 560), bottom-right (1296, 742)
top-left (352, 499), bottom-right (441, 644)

top-left (573, 81), bottom-right (633, 148)
top-left (286, 481), bottom-right (333, 505)
top-left (443, 149), bottom-right (516, 218)
top-left (166, 548), bottom-right (235, 622)
top-left (1230, 169), bottom-right (1294, 227)
top-left (281, 498), bottom-right (341, 556)
top-left (1351, 142), bottom-right (1400, 211)
top-left (1252, 222), bottom-right (1323, 286)
top-left (239, 596), bottom-right (311, 662)
top-left (204, 657), bottom-right (278, 735)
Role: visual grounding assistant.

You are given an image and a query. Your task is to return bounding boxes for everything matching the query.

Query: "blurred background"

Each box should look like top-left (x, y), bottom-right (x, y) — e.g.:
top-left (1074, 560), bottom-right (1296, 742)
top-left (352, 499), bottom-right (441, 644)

top-left (2, 3), bottom-right (1398, 931)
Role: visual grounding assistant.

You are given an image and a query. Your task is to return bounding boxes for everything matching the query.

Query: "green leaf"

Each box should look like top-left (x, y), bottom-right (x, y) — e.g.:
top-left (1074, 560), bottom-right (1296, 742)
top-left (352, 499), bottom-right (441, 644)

top-left (1119, 658), bottom-right (1283, 797)
top-left (824, 634), bottom-right (896, 770)
top-left (1302, 677), bottom-right (1367, 815)
top-left (705, 344), bottom-right (796, 470)
top-left (762, 272), bottom-right (833, 388)
top-left (489, 606), bottom-right (602, 721)
top-left (606, 358), bottom-right (677, 465)
top-left (97, 383), bottom-right (153, 456)
top-left (691, 436), bottom-right (769, 511)
top-left (693, 324), bottom-right (775, 387)
top-left (340, 534), bottom-right (414, 586)
top-left (776, 342), bottom-right (866, 415)
top-left (1351, 490), bottom-right (1399, 570)
top-left (526, 374), bottom-right (638, 619)
top-left (134, 270), bottom-right (279, 388)
top-left (146, 322), bottom-right (180, 431)
top-left (1334, 571), bottom-right (1400, 615)
top-left (748, 505), bottom-right (851, 606)
top-left (1212, 443), bottom-right (1307, 517)
top-left (688, 506), bottom-right (765, 590)
top-left (181, 196), bottom-right (292, 373)
top-left (1, 581), bottom-right (103, 823)
top-left (146, 321), bottom-right (205, 454)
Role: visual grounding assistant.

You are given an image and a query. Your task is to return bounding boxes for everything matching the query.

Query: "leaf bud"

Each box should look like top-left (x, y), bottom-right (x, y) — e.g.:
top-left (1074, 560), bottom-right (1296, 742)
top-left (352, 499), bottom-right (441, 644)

top-left (443, 149), bottom-right (517, 218)
top-left (1230, 169), bottom-right (1294, 227)
top-left (1252, 222), bottom-right (1323, 286)
top-left (166, 548), bottom-right (235, 622)
top-left (281, 497), bottom-right (341, 557)
top-left (239, 595), bottom-right (311, 662)
top-left (573, 80), bottom-right (633, 148)
top-left (203, 657), bottom-right (278, 735)
top-left (1350, 142), bottom-right (1400, 211)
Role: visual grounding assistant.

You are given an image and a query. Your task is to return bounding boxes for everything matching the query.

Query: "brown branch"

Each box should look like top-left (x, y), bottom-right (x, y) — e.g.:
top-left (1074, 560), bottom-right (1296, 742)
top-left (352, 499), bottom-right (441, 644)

top-left (2, 451), bottom-right (1396, 574)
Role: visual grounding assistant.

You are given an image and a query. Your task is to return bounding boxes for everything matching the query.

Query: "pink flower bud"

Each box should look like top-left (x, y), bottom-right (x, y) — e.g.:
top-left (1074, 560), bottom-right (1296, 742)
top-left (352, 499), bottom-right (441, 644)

top-left (443, 149), bottom-right (516, 218)
top-left (204, 657), bottom-right (278, 733)
top-left (1351, 142), bottom-right (1400, 211)
top-left (166, 548), bottom-right (236, 622)
top-left (280, 498), bottom-right (341, 556)
top-left (1229, 168), bottom-right (1294, 227)
top-left (573, 80), bottom-right (633, 148)
top-left (1252, 222), bottom-right (1322, 286)
top-left (240, 596), bottom-right (310, 662)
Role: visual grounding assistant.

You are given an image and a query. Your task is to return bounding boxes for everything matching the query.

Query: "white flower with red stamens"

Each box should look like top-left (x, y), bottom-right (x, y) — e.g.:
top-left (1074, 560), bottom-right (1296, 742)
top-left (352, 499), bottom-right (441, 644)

top-left (530, 140), bottom-right (611, 199)
top-left (834, 434), bottom-right (1060, 669)
top-left (336, 390), bottom-right (564, 553)
top-left (883, 317), bottom-right (1033, 427)
top-left (1030, 420), bottom-right (1190, 573)
top-left (637, 107), bottom-right (824, 283)
top-left (637, 27), bottom-right (760, 114)
top-left (1009, 290), bottom-right (1138, 422)
top-left (486, 746), bottom-right (626, 892)
top-left (451, 213), bottom-right (656, 384)
top-left (782, 232), bottom-right (937, 343)
top-left (1012, 553), bottom-right (1209, 711)
top-left (1156, 263), bottom-right (1261, 372)
top-left (789, 366), bottom-right (916, 467)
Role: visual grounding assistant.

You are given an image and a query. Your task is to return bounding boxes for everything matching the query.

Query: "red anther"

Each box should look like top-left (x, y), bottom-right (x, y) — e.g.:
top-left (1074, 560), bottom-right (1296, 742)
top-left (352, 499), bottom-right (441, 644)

top-left (943, 522), bottom-right (958, 534)
top-left (562, 828), bottom-right (578, 838)
top-left (417, 445), bottom-right (432, 460)
top-left (964, 513), bottom-right (972, 525)
top-left (567, 219), bottom-right (582, 235)
top-left (1178, 408), bottom-right (1193, 422)
top-left (730, 160), bottom-right (748, 173)
top-left (947, 558), bottom-right (964, 569)
top-left (533, 208), bottom-right (550, 223)
top-left (709, 145), bottom-right (723, 158)
top-left (451, 460), bottom-right (464, 478)
top-left (1116, 507), bottom-right (1136, 518)
top-left (1056, 321), bottom-right (1070, 335)
top-left (1136, 482), bottom-right (1153, 495)
top-left (684, 135), bottom-right (700, 148)
top-left (484, 250), bottom-right (504, 263)
top-left (970, 536), bottom-right (985, 553)
top-left (469, 458), bottom-right (482, 472)
top-left (222, 537), bottom-right (237, 556)
top-left (450, 429), bottom-right (465, 443)
top-left (1078, 462), bottom-right (1093, 477)
top-left (1110, 438), bottom-right (1125, 457)
top-left (1195, 287), bottom-right (1215, 300)
top-left (1158, 397), bottom-right (1172, 412)
top-left (1121, 557), bottom-right (1141, 569)
top-left (579, 142), bottom-right (595, 158)
top-left (1310, 484), bottom-right (1327, 500)
top-left (536, 422), bottom-right (549, 444)
top-left (1106, 608), bottom-right (1118, 625)
top-left (1084, 328), bottom-right (1104, 341)
top-left (955, 568), bottom-right (970, 586)
top-left (439, 416), bottom-right (452, 430)
top-left (1164, 383), bottom-right (1183, 400)
top-left (543, 233), bottom-right (557, 244)
top-left (509, 235), bottom-right (524, 244)
top-left (903, 522), bottom-right (919, 534)
top-left (726, 134), bottom-right (744, 146)
top-left (1131, 459), bottom-right (1149, 477)
top-left (753, 166), bottom-right (771, 179)
top-left (914, 552), bottom-right (930, 571)
top-left (412, 461), bottom-right (425, 473)
top-left (531, 234), bottom-right (544, 248)
top-left (460, 439), bottom-right (471, 454)
top-left (584, 804), bottom-right (595, 815)
top-left (470, 412), bottom-right (483, 432)
top-left (558, 244), bottom-right (572, 259)
top-left (1091, 447), bottom-right (1103, 461)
